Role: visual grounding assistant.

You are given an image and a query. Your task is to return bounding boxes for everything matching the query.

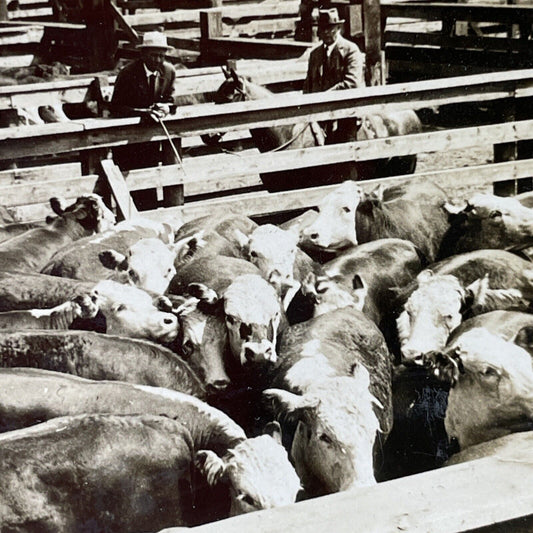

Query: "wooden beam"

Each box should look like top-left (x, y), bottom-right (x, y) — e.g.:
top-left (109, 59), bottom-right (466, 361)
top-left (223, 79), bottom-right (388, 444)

top-left (100, 159), bottom-right (138, 219)
top-left (0, 162), bottom-right (81, 186)
top-left (109, 0), bottom-right (139, 44)
top-left (203, 36), bottom-right (312, 60)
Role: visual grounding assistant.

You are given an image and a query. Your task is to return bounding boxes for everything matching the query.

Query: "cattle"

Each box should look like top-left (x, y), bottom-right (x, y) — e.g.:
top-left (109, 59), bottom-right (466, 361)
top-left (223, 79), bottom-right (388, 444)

top-left (396, 249), bottom-right (533, 364)
top-left (439, 192), bottom-right (533, 258)
top-left (0, 194), bottom-right (115, 273)
top-left (0, 220), bottom-right (46, 244)
top-left (424, 327), bottom-right (533, 451)
top-left (264, 307), bottom-right (393, 496)
top-left (234, 224), bottom-right (318, 310)
top-left (300, 180), bottom-right (450, 263)
top-left (0, 291), bottom-right (99, 330)
top-left (0, 329), bottom-right (205, 398)
top-left (0, 413), bottom-right (299, 530)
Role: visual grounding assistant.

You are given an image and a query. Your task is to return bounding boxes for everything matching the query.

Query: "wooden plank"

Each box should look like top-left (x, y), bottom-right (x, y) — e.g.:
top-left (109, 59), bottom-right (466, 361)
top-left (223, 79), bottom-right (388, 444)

top-left (109, 0), bottom-right (139, 44)
top-left (203, 36), bottom-right (312, 60)
top-left (100, 159), bottom-right (138, 219)
top-left (382, 2), bottom-right (533, 24)
top-left (0, 174), bottom-right (98, 206)
top-left (0, 24), bottom-right (42, 44)
top-left (0, 161), bottom-right (81, 186)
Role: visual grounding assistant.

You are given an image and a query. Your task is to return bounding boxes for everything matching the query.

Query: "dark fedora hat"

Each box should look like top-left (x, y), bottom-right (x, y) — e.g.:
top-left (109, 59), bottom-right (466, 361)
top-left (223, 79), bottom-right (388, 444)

top-left (318, 8), bottom-right (345, 27)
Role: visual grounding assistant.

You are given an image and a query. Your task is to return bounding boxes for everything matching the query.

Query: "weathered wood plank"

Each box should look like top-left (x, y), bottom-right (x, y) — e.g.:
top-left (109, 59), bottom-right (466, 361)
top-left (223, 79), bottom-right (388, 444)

top-left (100, 159), bottom-right (138, 219)
top-left (0, 161), bottom-right (81, 186)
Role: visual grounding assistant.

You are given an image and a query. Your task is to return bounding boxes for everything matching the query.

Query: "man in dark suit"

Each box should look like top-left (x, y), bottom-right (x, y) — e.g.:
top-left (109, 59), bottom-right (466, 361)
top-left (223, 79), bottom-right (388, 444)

top-left (110, 31), bottom-right (177, 208)
top-left (303, 8), bottom-right (365, 143)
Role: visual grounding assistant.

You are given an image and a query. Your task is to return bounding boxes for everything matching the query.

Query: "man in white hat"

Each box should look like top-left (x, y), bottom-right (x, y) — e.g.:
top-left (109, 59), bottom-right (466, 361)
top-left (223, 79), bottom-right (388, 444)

top-left (303, 8), bottom-right (365, 143)
top-left (110, 31), bottom-right (178, 208)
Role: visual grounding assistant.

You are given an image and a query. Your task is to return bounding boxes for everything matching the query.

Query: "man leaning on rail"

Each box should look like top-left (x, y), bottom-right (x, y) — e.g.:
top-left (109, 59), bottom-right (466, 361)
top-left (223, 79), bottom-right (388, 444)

top-left (303, 8), bottom-right (366, 144)
top-left (110, 31), bottom-right (178, 209)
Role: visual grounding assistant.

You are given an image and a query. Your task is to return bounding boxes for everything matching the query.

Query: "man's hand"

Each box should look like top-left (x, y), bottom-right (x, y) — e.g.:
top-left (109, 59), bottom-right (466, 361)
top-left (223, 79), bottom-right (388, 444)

top-left (148, 103), bottom-right (171, 121)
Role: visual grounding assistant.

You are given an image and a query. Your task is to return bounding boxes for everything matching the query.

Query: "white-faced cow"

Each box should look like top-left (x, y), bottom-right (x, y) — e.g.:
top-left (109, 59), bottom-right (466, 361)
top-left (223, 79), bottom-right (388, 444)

top-left (264, 307), bottom-right (392, 496)
top-left (0, 329), bottom-right (205, 399)
top-left (0, 413), bottom-right (299, 530)
top-left (439, 192), bottom-right (533, 258)
top-left (300, 180), bottom-right (450, 262)
top-left (0, 291), bottom-right (99, 330)
top-left (0, 194), bottom-right (115, 273)
top-left (424, 327), bottom-right (533, 451)
top-left (397, 249), bottom-right (533, 364)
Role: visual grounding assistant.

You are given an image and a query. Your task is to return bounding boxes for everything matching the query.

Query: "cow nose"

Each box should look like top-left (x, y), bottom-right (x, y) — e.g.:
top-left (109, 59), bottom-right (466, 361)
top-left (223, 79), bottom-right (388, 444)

top-left (163, 317), bottom-right (175, 325)
top-left (309, 233), bottom-right (319, 241)
top-left (244, 346), bottom-right (256, 362)
top-left (207, 379), bottom-right (230, 394)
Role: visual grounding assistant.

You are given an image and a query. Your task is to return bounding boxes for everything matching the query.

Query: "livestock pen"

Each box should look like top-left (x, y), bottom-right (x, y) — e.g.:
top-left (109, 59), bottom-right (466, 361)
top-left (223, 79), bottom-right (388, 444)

top-left (1, 62), bottom-right (533, 533)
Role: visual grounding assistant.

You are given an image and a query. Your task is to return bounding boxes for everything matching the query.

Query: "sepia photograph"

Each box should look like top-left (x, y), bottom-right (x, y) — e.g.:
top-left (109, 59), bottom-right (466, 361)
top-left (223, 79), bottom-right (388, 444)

top-left (0, 0), bottom-right (532, 530)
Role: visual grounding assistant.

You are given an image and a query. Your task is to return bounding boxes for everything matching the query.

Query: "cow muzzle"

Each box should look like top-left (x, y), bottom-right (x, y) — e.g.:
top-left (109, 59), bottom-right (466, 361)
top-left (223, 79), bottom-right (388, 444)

top-left (241, 340), bottom-right (277, 366)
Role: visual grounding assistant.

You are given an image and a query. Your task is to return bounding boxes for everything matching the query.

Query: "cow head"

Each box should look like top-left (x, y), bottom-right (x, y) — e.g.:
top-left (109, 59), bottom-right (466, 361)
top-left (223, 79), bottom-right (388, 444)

top-left (195, 422), bottom-right (300, 515)
top-left (300, 181), bottom-right (363, 251)
top-left (264, 368), bottom-right (381, 496)
top-left (71, 290), bottom-right (100, 320)
top-left (301, 272), bottom-right (367, 317)
top-left (93, 280), bottom-right (178, 343)
top-left (235, 224), bottom-right (300, 297)
top-left (424, 327), bottom-right (533, 449)
top-left (50, 194), bottom-right (116, 234)
top-left (99, 238), bottom-right (177, 295)
top-left (171, 295), bottom-right (231, 395)
top-left (398, 271), bottom-right (530, 364)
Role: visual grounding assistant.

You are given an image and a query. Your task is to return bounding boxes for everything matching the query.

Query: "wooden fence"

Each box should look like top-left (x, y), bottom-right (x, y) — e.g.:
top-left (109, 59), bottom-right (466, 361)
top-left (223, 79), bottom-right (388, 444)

top-left (1, 67), bottom-right (533, 222)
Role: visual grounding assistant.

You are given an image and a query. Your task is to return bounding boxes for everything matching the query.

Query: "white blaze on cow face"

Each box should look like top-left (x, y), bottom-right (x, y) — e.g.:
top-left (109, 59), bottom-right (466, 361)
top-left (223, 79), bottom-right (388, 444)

top-left (223, 274), bottom-right (282, 366)
top-left (85, 194), bottom-right (117, 233)
top-left (265, 368), bottom-right (381, 495)
top-left (443, 328), bottom-right (533, 450)
top-left (196, 432), bottom-right (300, 514)
top-left (93, 280), bottom-right (178, 343)
top-left (398, 272), bottom-right (465, 364)
top-left (238, 224), bottom-right (300, 295)
top-left (300, 181), bottom-right (363, 250)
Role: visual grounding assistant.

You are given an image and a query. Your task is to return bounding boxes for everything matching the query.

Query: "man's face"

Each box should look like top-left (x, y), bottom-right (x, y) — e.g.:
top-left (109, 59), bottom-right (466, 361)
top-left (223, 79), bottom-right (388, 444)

top-left (318, 25), bottom-right (339, 46)
top-left (142, 49), bottom-right (166, 72)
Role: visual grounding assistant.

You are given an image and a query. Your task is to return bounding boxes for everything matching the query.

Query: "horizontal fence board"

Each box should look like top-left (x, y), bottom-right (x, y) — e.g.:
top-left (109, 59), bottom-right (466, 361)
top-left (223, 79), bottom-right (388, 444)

top-left (0, 161), bottom-right (81, 186)
top-left (139, 158), bottom-right (531, 224)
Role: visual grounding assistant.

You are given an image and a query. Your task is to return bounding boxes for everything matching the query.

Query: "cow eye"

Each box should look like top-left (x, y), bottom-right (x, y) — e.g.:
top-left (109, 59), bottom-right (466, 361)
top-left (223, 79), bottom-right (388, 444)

top-left (483, 366), bottom-right (499, 379)
top-left (238, 493), bottom-right (257, 507)
top-left (181, 340), bottom-right (194, 358)
top-left (128, 269), bottom-right (140, 283)
top-left (342, 206), bottom-right (351, 213)
top-left (249, 250), bottom-right (257, 258)
top-left (319, 433), bottom-right (333, 445)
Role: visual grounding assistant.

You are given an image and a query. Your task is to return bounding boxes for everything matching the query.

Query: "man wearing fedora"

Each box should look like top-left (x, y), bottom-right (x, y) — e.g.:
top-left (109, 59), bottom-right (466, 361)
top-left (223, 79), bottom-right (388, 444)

top-left (110, 31), bottom-right (178, 209)
top-left (303, 8), bottom-right (365, 143)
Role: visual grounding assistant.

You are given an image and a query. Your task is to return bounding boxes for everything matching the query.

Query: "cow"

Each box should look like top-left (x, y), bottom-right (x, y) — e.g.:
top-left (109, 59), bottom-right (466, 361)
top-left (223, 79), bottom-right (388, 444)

top-left (0, 413), bottom-right (299, 530)
top-left (234, 224), bottom-right (318, 311)
top-left (264, 307), bottom-right (393, 496)
top-left (439, 192), bottom-right (533, 258)
top-left (424, 327), bottom-right (533, 451)
top-left (396, 249), bottom-right (533, 364)
top-left (300, 180), bottom-right (450, 263)
top-left (0, 220), bottom-right (46, 244)
top-left (0, 329), bottom-right (205, 399)
top-left (0, 291), bottom-right (99, 330)
top-left (0, 194), bottom-right (115, 273)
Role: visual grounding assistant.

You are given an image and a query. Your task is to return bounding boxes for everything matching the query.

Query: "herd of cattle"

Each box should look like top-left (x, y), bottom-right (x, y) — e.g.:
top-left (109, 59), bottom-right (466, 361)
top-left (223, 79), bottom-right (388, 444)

top-left (0, 179), bottom-right (532, 531)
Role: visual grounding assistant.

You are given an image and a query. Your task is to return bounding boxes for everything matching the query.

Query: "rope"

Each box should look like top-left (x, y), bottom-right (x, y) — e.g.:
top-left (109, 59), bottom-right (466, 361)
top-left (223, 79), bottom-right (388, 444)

top-left (157, 115), bottom-right (190, 179)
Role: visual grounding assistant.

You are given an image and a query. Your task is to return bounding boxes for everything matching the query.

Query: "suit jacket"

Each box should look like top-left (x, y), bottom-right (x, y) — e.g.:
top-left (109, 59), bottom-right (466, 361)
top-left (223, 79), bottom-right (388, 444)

top-left (110, 59), bottom-right (176, 118)
top-left (302, 36), bottom-right (365, 93)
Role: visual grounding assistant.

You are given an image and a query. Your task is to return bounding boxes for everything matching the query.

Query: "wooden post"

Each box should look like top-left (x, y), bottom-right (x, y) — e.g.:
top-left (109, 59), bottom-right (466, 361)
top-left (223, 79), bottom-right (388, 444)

top-left (363, 0), bottom-right (384, 86)
top-left (101, 159), bottom-right (139, 220)
top-left (200, 10), bottom-right (223, 66)
top-left (85, 0), bottom-right (119, 71)
top-left (493, 99), bottom-right (517, 196)
top-left (0, 0), bottom-right (7, 22)
top-left (295, 0), bottom-right (315, 42)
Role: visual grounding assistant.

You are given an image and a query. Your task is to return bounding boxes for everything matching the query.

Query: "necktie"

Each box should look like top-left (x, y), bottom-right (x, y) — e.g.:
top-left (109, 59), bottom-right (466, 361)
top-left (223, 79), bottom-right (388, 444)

top-left (149, 73), bottom-right (157, 102)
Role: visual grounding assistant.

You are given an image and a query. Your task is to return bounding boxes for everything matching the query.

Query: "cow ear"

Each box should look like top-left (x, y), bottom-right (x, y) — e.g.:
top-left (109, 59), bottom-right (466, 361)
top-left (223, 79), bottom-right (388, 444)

top-left (187, 283), bottom-right (219, 305)
top-left (443, 200), bottom-right (467, 215)
top-left (221, 65), bottom-right (231, 79)
top-left (50, 197), bottom-right (64, 215)
top-left (99, 249), bottom-right (127, 271)
top-left (263, 421), bottom-right (283, 445)
top-left (416, 269), bottom-right (434, 284)
top-left (462, 275), bottom-right (489, 314)
top-left (233, 229), bottom-right (250, 250)
top-left (195, 450), bottom-right (227, 486)
top-left (173, 231), bottom-right (206, 266)
top-left (514, 326), bottom-right (533, 355)
top-left (263, 389), bottom-right (319, 421)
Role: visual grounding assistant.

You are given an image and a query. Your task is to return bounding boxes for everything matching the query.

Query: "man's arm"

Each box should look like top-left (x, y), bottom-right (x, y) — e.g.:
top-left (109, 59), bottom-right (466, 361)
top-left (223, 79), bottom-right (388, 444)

top-left (329, 45), bottom-right (365, 91)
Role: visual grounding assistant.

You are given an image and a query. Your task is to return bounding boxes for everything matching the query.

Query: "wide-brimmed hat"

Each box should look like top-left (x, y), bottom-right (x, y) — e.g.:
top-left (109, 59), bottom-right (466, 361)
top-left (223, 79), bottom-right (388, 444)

top-left (137, 31), bottom-right (173, 51)
top-left (318, 8), bottom-right (345, 27)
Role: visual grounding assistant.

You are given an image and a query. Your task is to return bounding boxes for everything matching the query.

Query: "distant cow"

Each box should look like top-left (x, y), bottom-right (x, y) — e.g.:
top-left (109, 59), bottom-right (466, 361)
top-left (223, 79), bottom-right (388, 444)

top-left (0, 329), bottom-right (205, 398)
top-left (424, 327), bottom-right (533, 450)
top-left (0, 194), bottom-right (115, 273)
top-left (300, 180), bottom-right (450, 262)
top-left (0, 413), bottom-right (299, 530)
top-left (264, 307), bottom-right (392, 496)
top-left (439, 192), bottom-right (533, 258)
top-left (396, 249), bottom-right (533, 364)
top-left (0, 291), bottom-right (99, 330)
